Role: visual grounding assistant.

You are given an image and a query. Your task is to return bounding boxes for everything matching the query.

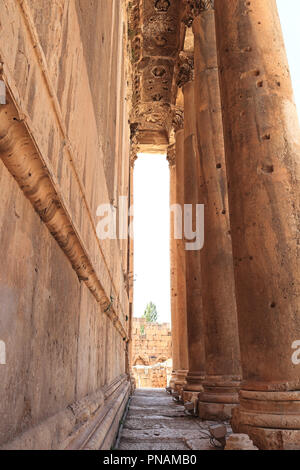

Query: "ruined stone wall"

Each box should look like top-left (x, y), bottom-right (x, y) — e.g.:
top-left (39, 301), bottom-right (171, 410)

top-left (131, 318), bottom-right (172, 388)
top-left (133, 363), bottom-right (173, 389)
top-left (0, 0), bottom-right (132, 450)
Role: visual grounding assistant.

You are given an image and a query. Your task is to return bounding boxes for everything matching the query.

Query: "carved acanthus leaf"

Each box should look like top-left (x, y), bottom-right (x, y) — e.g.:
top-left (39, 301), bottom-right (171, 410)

top-left (172, 108), bottom-right (184, 133)
top-left (182, 0), bottom-right (214, 26)
top-left (130, 140), bottom-right (140, 168)
top-left (167, 144), bottom-right (176, 167)
top-left (176, 52), bottom-right (194, 88)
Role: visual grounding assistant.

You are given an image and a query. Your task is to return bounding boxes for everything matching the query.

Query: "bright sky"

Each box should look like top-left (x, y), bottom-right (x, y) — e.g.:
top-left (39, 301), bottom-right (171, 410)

top-left (133, 1), bottom-right (300, 324)
top-left (277, 0), bottom-right (300, 114)
top-left (133, 154), bottom-right (171, 323)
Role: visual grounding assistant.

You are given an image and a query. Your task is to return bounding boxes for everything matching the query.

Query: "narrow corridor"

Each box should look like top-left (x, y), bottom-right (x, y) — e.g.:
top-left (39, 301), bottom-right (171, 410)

top-left (117, 389), bottom-right (231, 450)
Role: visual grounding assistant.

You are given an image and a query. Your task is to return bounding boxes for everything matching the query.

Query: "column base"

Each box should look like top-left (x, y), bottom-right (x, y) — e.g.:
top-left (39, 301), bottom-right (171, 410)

top-left (182, 371), bottom-right (205, 403)
top-left (168, 371), bottom-right (177, 390)
top-left (198, 375), bottom-right (241, 421)
top-left (174, 369), bottom-right (188, 392)
top-left (231, 388), bottom-right (300, 450)
top-left (182, 390), bottom-right (201, 404)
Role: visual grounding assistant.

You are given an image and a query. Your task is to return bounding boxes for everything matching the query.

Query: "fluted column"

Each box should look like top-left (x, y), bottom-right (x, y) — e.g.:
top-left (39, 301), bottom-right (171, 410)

top-left (168, 144), bottom-right (180, 389)
top-left (184, 1), bottom-right (242, 420)
top-left (215, 0), bottom-right (300, 449)
top-left (178, 57), bottom-right (206, 400)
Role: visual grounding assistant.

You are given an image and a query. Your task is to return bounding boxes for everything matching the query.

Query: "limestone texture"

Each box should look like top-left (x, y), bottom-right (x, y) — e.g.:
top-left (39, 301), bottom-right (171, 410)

top-left (0, 0), bottom-right (131, 449)
top-left (0, 0), bottom-right (299, 452)
top-left (131, 319), bottom-right (172, 388)
top-left (215, 0), bottom-right (300, 449)
top-left (225, 434), bottom-right (258, 451)
top-left (118, 388), bottom-right (230, 451)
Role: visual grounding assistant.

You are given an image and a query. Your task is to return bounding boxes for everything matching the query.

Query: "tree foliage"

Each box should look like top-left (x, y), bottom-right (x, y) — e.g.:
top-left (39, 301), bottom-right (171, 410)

top-left (143, 302), bottom-right (158, 323)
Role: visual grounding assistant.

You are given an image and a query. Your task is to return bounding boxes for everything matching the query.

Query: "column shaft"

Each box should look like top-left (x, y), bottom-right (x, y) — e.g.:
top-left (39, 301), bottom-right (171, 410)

top-left (169, 151), bottom-right (180, 388)
top-left (215, 0), bottom-right (300, 449)
top-left (175, 128), bottom-right (189, 389)
top-left (193, 9), bottom-right (242, 420)
top-left (128, 162), bottom-right (135, 388)
top-left (183, 80), bottom-right (206, 397)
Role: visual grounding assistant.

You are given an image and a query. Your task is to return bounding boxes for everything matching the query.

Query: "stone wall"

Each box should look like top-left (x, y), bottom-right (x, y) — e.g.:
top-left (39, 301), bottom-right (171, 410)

top-left (133, 362), bottom-right (173, 389)
top-left (0, 0), bottom-right (132, 450)
top-left (131, 318), bottom-right (172, 388)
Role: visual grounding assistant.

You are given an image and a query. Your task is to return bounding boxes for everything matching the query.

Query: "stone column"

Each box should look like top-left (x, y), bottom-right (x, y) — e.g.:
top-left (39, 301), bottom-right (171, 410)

top-left (177, 57), bottom-right (206, 401)
top-left (128, 155), bottom-right (135, 306)
top-left (174, 110), bottom-right (189, 392)
top-left (168, 143), bottom-right (181, 390)
top-left (128, 145), bottom-right (137, 390)
top-left (215, 0), bottom-right (300, 449)
top-left (184, 2), bottom-right (242, 420)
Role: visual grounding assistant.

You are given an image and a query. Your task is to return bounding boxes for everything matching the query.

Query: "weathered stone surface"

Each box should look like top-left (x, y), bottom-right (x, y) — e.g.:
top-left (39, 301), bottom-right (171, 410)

top-left (128, 0), bottom-right (183, 151)
top-left (173, 126), bottom-right (189, 391)
top-left (1, 375), bottom-right (130, 450)
top-left (0, 0), bottom-right (131, 450)
top-left (169, 145), bottom-right (180, 388)
top-left (0, 0), bottom-right (299, 453)
top-left (131, 318), bottom-right (172, 388)
top-left (192, 7), bottom-right (241, 421)
top-left (215, 0), bottom-right (300, 449)
top-left (118, 388), bottom-right (222, 450)
top-left (182, 78), bottom-right (206, 394)
top-left (209, 424), bottom-right (227, 443)
top-left (225, 434), bottom-right (258, 451)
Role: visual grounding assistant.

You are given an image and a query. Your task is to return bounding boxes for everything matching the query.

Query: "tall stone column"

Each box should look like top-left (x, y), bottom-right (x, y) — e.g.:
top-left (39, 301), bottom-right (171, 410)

top-left (215, 0), bottom-right (300, 449)
top-left (177, 58), bottom-right (206, 400)
top-left (128, 143), bottom-right (137, 390)
top-left (174, 110), bottom-right (189, 391)
top-left (168, 143), bottom-right (181, 390)
top-left (184, 2), bottom-right (242, 420)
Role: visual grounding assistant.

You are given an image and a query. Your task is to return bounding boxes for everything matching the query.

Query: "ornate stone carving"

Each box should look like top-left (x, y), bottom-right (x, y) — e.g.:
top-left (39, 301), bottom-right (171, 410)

top-left (182, 0), bottom-right (214, 26)
top-left (128, 0), bottom-right (182, 137)
top-left (155, 0), bottom-right (171, 12)
top-left (130, 145), bottom-right (139, 168)
top-left (130, 124), bottom-right (140, 167)
top-left (164, 106), bottom-right (183, 144)
top-left (190, 0), bottom-right (214, 12)
top-left (172, 107), bottom-right (184, 132)
top-left (167, 144), bottom-right (176, 167)
top-left (176, 52), bottom-right (194, 88)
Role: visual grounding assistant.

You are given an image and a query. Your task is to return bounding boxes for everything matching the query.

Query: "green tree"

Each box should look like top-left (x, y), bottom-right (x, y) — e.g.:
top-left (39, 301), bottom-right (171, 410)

top-left (143, 302), bottom-right (158, 323)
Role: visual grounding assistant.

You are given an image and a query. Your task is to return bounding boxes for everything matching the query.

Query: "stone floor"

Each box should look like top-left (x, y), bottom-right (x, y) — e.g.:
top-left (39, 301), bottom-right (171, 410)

top-left (117, 388), bottom-right (231, 450)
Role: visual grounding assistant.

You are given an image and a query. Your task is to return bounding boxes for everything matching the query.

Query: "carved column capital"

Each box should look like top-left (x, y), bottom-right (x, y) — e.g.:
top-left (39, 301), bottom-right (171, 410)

top-left (166, 107), bottom-right (184, 144)
top-left (130, 148), bottom-right (138, 168)
top-left (182, 0), bottom-right (215, 26)
top-left (130, 139), bottom-right (139, 168)
top-left (130, 124), bottom-right (140, 168)
top-left (167, 144), bottom-right (176, 168)
top-left (172, 107), bottom-right (184, 133)
top-left (176, 52), bottom-right (194, 88)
